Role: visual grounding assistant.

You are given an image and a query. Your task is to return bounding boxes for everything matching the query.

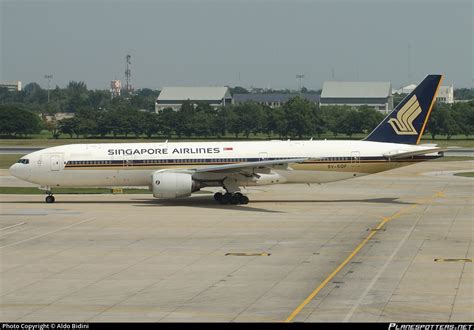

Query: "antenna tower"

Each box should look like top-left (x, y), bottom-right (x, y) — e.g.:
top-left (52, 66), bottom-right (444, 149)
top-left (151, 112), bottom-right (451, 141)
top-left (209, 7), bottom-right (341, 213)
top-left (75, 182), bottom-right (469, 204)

top-left (125, 54), bottom-right (132, 94)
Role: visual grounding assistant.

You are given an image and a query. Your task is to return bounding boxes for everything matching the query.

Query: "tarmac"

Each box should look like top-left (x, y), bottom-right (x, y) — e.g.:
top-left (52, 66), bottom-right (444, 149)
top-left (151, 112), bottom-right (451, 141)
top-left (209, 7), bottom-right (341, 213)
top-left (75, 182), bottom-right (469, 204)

top-left (0, 160), bottom-right (472, 322)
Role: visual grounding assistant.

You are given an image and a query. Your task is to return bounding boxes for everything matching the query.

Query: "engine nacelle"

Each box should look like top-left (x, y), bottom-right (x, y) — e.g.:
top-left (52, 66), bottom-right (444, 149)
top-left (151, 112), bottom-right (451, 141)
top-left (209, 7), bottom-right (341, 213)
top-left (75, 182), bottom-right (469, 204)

top-left (151, 171), bottom-right (199, 199)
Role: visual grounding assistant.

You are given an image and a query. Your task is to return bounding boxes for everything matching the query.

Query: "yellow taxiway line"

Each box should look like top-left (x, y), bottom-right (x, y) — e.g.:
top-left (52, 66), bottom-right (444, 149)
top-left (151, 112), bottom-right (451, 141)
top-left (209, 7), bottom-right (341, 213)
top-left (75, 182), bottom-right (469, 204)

top-left (284, 191), bottom-right (444, 322)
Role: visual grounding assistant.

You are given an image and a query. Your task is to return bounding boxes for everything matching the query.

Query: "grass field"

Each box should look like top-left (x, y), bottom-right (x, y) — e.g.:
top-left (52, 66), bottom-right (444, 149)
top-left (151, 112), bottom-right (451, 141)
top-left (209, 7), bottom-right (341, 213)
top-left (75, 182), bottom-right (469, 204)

top-left (0, 187), bottom-right (150, 194)
top-left (0, 154), bottom-right (24, 168)
top-left (420, 139), bottom-right (474, 148)
top-left (453, 172), bottom-right (474, 178)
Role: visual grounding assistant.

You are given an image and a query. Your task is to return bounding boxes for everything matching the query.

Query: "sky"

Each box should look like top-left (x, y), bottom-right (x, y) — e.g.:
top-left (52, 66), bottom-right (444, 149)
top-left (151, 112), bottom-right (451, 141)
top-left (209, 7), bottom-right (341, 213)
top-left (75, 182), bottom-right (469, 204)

top-left (0, 0), bottom-right (472, 90)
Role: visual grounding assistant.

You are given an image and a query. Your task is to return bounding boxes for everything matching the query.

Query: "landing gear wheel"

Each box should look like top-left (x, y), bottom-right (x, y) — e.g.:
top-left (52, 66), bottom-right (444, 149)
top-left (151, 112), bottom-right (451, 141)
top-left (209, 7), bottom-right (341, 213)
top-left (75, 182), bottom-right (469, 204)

top-left (230, 194), bottom-right (240, 205)
top-left (45, 195), bottom-right (55, 203)
top-left (234, 193), bottom-right (249, 205)
top-left (219, 193), bottom-right (232, 205)
top-left (214, 192), bottom-right (223, 202)
top-left (239, 195), bottom-right (249, 205)
top-left (232, 192), bottom-right (247, 205)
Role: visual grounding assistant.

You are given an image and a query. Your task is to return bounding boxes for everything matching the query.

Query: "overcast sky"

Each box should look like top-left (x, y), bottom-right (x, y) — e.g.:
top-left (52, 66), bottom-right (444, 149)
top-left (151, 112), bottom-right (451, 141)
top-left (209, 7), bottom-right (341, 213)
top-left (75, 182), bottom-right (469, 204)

top-left (0, 0), bottom-right (472, 90)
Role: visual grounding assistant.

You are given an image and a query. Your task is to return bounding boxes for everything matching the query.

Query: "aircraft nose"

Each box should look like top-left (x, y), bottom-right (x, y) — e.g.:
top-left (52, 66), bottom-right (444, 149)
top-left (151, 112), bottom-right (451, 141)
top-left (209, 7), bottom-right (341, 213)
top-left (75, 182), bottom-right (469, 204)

top-left (9, 163), bottom-right (29, 180)
top-left (9, 163), bottom-right (19, 177)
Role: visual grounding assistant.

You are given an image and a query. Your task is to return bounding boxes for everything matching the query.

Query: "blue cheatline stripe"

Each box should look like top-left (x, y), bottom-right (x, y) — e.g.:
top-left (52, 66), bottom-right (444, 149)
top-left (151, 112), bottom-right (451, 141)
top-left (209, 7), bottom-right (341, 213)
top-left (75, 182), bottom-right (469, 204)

top-left (63, 155), bottom-right (441, 168)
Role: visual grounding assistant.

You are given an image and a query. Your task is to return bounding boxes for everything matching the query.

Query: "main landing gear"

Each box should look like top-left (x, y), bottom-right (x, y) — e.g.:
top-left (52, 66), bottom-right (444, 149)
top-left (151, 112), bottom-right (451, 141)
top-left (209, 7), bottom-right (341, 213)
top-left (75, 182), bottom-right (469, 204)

top-left (214, 192), bottom-right (249, 205)
top-left (45, 191), bottom-right (55, 203)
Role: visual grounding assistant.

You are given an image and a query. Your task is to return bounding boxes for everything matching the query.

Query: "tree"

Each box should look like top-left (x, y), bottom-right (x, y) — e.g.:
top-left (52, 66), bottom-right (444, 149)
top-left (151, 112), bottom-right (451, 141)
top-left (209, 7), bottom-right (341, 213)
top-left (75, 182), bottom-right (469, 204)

top-left (158, 108), bottom-right (176, 138)
top-left (58, 117), bottom-right (81, 138)
top-left (312, 106), bottom-right (327, 138)
top-left (141, 112), bottom-right (159, 138)
top-left (284, 97), bottom-right (315, 138)
top-left (175, 101), bottom-right (196, 137)
top-left (88, 90), bottom-right (111, 110)
top-left (339, 110), bottom-right (363, 138)
top-left (193, 103), bottom-right (215, 137)
top-left (242, 102), bottom-right (265, 138)
top-left (451, 102), bottom-right (474, 137)
top-left (0, 105), bottom-right (40, 136)
top-left (65, 81), bottom-right (89, 112)
top-left (130, 88), bottom-right (160, 111)
top-left (435, 104), bottom-right (459, 139)
top-left (42, 118), bottom-right (60, 139)
top-left (22, 82), bottom-right (47, 104)
top-left (233, 102), bottom-right (265, 138)
top-left (454, 88), bottom-right (474, 100)
top-left (225, 105), bottom-right (243, 138)
top-left (358, 106), bottom-right (385, 133)
top-left (215, 106), bottom-right (237, 137)
top-left (322, 106), bottom-right (348, 137)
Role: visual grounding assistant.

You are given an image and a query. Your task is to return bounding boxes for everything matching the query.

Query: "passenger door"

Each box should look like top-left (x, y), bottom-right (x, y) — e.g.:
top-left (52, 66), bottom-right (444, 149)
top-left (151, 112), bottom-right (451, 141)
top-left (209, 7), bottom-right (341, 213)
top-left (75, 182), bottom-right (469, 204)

top-left (50, 155), bottom-right (61, 171)
top-left (351, 151), bottom-right (360, 167)
top-left (259, 152), bottom-right (268, 161)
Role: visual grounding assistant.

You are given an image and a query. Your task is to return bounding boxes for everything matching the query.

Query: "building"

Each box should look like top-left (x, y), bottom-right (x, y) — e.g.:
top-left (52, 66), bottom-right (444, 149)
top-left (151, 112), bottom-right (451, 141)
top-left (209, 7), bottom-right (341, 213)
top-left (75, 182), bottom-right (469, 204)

top-left (0, 81), bottom-right (22, 92)
top-left (436, 85), bottom-right (454, 104)
top-left (233, 93), bottom-right (320, 108)
top-left (110, 80), bottom-right (121, 98)
top-left (393, 83), bottom-right (454, 104)
top-left (43, 112), bottom-right (75, 122)
top-left (320, 81), bottom-right (393, 113)
top-left (155, 87), bottom-right (232, 112)
top-left (392, 84), bottom-right (417, 95)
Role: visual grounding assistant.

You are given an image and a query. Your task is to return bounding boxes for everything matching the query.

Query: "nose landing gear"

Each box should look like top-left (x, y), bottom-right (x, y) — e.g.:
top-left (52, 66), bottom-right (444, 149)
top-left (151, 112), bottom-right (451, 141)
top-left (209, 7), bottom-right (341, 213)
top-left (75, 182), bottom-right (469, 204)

top-left (45, 191), bottom-right (55, 203)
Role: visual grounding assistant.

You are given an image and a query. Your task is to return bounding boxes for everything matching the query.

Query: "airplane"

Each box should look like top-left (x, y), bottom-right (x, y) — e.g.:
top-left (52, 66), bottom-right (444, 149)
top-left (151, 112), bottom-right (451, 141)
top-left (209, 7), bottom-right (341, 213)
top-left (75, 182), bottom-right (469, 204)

top-left (9, 74), bottom-right (445, 205)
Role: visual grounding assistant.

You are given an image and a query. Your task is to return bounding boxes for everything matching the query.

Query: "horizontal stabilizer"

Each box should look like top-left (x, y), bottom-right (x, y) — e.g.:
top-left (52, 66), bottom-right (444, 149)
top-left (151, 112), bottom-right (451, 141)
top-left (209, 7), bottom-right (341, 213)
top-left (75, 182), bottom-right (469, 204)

top-left (383, 147), bottom-right (446, 159)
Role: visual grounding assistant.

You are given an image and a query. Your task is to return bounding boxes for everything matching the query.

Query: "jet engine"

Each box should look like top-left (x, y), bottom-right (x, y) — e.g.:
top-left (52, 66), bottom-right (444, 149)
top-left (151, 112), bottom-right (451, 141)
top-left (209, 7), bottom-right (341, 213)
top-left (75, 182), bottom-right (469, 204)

top-left (151, 171), bottom-right (200, 198)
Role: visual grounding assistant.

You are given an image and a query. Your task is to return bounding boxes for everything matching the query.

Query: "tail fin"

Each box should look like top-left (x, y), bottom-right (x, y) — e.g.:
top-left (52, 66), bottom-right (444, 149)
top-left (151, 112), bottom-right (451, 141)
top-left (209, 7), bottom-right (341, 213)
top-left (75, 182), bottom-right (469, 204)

top-left (365, 74), bottom-right (443, 145)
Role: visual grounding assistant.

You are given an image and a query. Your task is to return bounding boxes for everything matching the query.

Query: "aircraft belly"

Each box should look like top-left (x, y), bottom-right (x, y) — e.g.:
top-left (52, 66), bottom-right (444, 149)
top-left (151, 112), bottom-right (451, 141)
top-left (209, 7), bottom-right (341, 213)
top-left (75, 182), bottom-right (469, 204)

top-left (33, 169), bottom-right (153, 187)
top-left (274, 161), bottom-right (420, 184)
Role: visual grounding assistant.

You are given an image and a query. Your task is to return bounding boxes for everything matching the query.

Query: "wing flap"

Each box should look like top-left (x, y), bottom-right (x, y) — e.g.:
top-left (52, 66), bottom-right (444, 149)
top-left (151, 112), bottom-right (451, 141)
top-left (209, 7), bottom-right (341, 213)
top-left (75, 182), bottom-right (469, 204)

top-left (192, 158), bottom-right (307, 173)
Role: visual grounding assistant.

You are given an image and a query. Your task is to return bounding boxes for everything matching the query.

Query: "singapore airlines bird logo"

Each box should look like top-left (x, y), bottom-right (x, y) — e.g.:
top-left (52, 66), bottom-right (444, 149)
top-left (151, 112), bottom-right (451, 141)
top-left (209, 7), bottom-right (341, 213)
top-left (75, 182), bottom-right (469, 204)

top-left (388, 95), bottom-right (422, 135)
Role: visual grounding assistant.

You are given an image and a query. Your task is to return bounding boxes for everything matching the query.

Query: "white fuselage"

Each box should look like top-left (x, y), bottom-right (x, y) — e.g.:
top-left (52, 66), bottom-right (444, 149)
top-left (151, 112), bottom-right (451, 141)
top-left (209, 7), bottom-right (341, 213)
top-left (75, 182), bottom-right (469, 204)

top-left (9, 140), bottom-right (439, 191)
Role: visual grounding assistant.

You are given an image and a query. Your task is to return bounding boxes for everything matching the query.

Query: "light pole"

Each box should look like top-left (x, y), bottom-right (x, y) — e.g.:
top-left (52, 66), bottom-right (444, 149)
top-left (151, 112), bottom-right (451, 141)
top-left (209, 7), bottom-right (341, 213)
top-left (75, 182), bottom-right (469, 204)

top-left (296, 74), bottom-right (304, 97)
top-left (44, 75), bottom-right (53, 103)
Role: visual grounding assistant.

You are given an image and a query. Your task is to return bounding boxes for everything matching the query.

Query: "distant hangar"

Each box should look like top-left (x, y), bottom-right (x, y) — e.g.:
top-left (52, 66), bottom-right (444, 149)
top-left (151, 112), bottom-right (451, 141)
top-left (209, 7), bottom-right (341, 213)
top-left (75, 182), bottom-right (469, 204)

top-left (320, 81), bottom-right (393, 113)
top-left (155, 87), bottom-right (232, 112)
top-left (155, 81), bottom-right (402, 114)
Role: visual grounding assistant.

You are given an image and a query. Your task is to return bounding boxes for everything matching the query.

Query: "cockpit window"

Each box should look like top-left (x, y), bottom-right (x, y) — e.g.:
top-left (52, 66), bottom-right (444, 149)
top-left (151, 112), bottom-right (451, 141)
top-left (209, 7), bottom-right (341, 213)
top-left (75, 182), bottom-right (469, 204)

top-left (17, 159), bottom-right (29, 164)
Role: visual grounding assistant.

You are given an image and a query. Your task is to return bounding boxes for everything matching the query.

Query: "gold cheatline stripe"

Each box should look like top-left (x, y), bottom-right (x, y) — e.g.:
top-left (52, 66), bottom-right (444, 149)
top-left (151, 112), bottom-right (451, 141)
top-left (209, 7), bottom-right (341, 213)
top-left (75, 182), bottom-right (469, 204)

top-left (416, 75), bottom-right (444, 144)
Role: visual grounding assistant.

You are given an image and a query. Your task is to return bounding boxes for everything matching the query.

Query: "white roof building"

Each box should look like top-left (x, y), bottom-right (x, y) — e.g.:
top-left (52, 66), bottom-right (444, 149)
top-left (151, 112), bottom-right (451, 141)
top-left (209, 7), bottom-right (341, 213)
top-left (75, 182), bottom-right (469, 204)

top-left (436, 85), bottom-right (454, 104)
top-left (155, 87), bottom-right (232, 112)
top-left (394, 83), bottom-right (454, 104)
top-left (0, 81), bottom-right (22, 92)
top-left (392, 84), bottom-right (417, 94)
top-left (320, 81), bottom-right (393, 113)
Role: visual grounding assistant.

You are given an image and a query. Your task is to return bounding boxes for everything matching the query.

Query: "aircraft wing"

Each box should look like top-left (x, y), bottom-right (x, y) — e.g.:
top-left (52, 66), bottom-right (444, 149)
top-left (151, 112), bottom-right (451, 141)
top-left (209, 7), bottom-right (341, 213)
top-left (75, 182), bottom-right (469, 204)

top-left (192, 157), bottom-right (308, 173)
top-left (383, 147), bottom-right (447, 159)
